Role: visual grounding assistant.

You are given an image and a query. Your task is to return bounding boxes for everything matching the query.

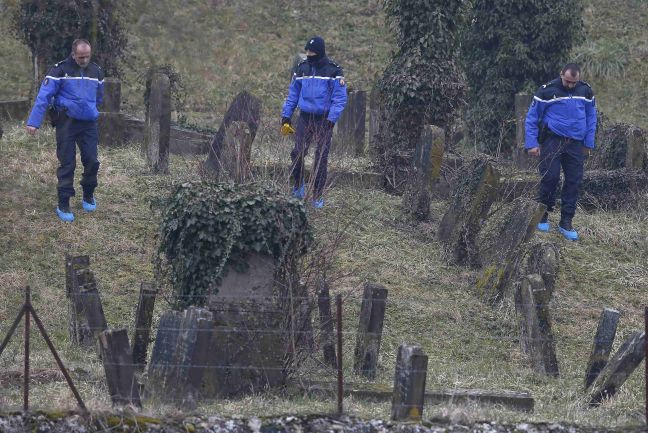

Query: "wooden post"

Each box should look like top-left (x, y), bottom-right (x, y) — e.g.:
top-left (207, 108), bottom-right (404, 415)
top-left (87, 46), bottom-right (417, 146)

top-left (584, 308), bottom-right (620, 389)
top-left (391, 344), bottom-right (428, 421)
top-left (589, 331), bottom-right (646, 405)
top-left (144, 72), bottom-right (171, 174)
top-left (353, 283), bottom-right (388, 379)
top-left (99, 328), bottom-right (142, 407)
top-left (132, 283), bottom-right (158, 370)
top-left (317, 277), bottom-right (337, 368)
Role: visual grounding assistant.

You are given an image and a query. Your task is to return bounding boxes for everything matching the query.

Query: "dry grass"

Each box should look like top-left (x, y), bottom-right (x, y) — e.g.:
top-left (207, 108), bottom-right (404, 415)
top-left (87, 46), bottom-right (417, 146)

top-left (0, 122), bottom-right (646, 427)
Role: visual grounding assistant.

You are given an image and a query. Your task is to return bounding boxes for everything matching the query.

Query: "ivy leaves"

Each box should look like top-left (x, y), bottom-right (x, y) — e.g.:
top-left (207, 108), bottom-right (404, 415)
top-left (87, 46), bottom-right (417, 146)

top-left (157, 182), bottom-right (312, 309)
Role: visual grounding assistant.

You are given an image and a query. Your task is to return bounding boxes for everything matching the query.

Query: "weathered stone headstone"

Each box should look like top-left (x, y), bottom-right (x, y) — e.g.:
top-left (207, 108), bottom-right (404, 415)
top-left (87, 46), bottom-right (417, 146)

top-left (99, 328), bottom-right (141, 407)
top-left (475, 198), bottom-right (546, 302)
top-left (317, 277), bottom-right (337, 369)
top-left (368, 87), bottom-right (386, 160)
top-left (590, 123), bottom-right (647, 171)
top-left (333, 89), bottom-right (366, 156)
top-left (515, 274), bottom-right (559, 377)
top-left (584, 308), bottom-right (620, 390)
top-left (437, 156), bottom-right (501, 267)
top-left (102, 78), bottom-right (122, 113)
top-left (403, 125), bottom-right (444, 220)
top-left (132, 283), bottom-right (157, 370)
top-left (513, 93), bottom-right (534, 169)
top-left (353, 283), bottom-right (388, 379)
top-left (589, 331), bottom-right (646, 405)
top-left (204, 91), bottom-right (261, 176)
top-left (625, 126), bottom-right (647, 170)
top-left (580, 168), bottom-right (648, 211)
top-left (211, 120), bottom-right (253, 183)
top-left (147, 310), bottom-right (182, 397)
top-left (517, 241), bottom-right (560, 296)
top-left (144, 72), bottom-right (171, 174)
top-left (391, 344), bottom-right (428, 422)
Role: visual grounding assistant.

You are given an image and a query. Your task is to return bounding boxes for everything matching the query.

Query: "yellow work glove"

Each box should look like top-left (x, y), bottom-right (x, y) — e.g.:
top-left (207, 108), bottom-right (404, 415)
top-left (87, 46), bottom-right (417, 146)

top-left (281, 122), bottom-right (295, 136)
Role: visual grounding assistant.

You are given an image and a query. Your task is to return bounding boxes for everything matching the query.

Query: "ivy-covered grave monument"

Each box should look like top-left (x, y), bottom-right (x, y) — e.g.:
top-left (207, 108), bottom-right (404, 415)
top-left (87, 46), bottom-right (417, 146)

top-left (149, 182), bottom-right (313, 402)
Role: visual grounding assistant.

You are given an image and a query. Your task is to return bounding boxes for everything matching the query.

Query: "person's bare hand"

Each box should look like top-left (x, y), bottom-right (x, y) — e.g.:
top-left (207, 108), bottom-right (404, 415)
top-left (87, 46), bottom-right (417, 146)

top-left (26, 126), bottom-right (37, 136)
top-left (527, 147), bottom-right (540, 157)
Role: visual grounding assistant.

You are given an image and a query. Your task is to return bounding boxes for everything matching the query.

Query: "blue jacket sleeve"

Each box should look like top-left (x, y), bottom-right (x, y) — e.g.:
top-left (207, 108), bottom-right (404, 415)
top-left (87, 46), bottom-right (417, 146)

top-left (524, 97), bottom-right (546, 149)
top-left (584, 97), bottom-right (597, 149)
top-left (327, 74), bottom-right (347, 123)
top-left (281, 75), bottom-right (301, 119)
top-left (27, 74), bottom-right (62, 128)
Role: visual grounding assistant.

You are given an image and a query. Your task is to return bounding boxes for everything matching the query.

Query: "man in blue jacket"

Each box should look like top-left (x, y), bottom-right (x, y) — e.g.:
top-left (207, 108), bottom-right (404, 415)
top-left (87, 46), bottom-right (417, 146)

top-left (281, 36), bottom-right (347, 209)
top-left (26, 39), bottom-right (104, 222)
top-left (525, 63), bottom-right (597, 241)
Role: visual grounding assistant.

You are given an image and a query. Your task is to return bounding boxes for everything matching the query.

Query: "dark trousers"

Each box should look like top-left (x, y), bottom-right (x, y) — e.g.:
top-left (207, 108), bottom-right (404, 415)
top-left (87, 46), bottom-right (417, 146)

top-left (537, 134), bottom-right (585, 220)
top-left (290, 113), bottom-right (333, 199)
top-left (55, 115), bottom-right (100, 205)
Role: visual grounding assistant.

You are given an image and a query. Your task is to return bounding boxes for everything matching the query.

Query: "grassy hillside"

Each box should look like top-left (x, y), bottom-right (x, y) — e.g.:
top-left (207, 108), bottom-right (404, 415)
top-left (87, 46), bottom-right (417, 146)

top-left (0, 122), bottom-right (646, 425)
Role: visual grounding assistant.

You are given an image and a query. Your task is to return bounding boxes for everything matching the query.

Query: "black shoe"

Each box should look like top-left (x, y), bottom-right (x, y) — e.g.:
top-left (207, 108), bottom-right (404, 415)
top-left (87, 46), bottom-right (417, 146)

top-left (58, 199), bottom-right (71, 213)
top-left (559, 218), bottom-right (573, 232)
top-left (540, 212), bottom-right (549, 224)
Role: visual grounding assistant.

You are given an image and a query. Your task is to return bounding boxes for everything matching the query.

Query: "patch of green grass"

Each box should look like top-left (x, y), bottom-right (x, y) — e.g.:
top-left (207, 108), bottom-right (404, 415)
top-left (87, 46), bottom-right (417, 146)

top-left (0, 122), bottom-right (646, 427)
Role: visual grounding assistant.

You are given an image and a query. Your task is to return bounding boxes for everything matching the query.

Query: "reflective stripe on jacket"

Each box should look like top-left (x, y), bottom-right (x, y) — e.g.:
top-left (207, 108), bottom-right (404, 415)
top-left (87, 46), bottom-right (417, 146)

top-left (27, 56), bottom-right (105, 128)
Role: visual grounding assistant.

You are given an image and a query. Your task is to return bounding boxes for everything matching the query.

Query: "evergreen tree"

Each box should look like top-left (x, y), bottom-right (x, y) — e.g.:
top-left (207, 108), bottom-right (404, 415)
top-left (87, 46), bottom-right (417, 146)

top-left (375, 0), bottom-right (466, 189)
top-left (462, 0), bottom-right (583, 155)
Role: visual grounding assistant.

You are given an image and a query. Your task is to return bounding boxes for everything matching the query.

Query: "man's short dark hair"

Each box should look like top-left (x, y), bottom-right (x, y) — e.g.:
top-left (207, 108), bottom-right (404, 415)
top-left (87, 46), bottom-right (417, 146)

top-left (561, 63), bottom-right (581, 76)
top-left (72, 39), bottom-right (91, 52)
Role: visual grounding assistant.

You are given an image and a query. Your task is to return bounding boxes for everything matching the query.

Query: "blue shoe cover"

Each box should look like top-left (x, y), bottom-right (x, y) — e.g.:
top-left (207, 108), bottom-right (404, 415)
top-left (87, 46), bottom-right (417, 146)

top-left (559, 226), bottom-right (579, 241)
top-left (56, 207), bottom-right (75, 222)
top-left (537, 222), bottom-right (551, 232)
top-left (82, 197), bottom-right (97, 212)
top-left (312, 198), bottom-right (325, 209)
top-left (292, 184), bottom-right (305, 199)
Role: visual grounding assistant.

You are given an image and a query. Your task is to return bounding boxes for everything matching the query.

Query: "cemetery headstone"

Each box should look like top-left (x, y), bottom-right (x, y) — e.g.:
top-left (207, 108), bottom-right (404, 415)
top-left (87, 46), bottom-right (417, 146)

top-left (391, 344), bottom-right (428, 422)
top-left (99, 328), bottom-right (141, 407)
top-left (353, 283), bottom-right (388, 379)
top-left (132, 283), bottom-right (158, 370)
top-left (333, 89), bottom-right (367, 156)
top-left (438, 156), bottom-right (500, 266)
top-left (144, 72), bottom-right (171, 174)
top-left (515, 274), bottom-right (559, 377)
top-left (204, 91), bottom-right (261, 176)
top-left (584, 308), bottom-right (620, 390)
top-left (513, 93), bottom-right (534, 170)
top-left (588, 331), bottom-right (646, 405)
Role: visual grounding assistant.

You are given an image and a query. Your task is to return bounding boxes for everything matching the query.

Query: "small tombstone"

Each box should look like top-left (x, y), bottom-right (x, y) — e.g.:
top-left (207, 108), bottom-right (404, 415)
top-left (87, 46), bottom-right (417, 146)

top-left (333, 89), bottom-right (367, 156)
top-left (589, 331), bottom-right (646, 405)
top-left (99, 328), bottom-right (141, 407)
top-left (517, 241), bottom-right (560, 296)
top-left (625, 126), bottom-right (647, 170)
top-left (590, 124), bottom-right (647, 170)
top-left (391, 344), bottom-right (428, 422)
top-left (437, 156), bottom-right (501, 267)
top-left (403, 125), bottom-right (444, 220)
top-left (580, 168), bottom-right (648, 211)
top-left (144, 72), bottom-right (171, 174)
top-left (584, 308), bottom-right (620, 390)
top-left (132, 283), bottom-right (158, 370)
top-left (353, 283), bottom-right (388, 379)
top-left (368, 87), bottom-right (386, 160)
top-left (204, 91), bottom-right (261, 176)
top-left (515, 274), bottom-right (559, 377)
top-left (317, 277), bottom-right (337, 369)
top-left (513, 93), bottom-right (534, 170)
top-left (475, 199), bottom-right (546, 302)
top-left (211, 121), bottom-right (253, 183)
top-left (98, 113), bottom-right (125, 147)
top-left (147, 310), bottom-right (183, 397)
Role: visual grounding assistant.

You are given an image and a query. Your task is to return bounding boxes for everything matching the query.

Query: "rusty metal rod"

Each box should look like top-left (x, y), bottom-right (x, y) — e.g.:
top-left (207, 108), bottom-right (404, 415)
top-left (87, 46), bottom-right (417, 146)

top-left (0, 306), bottom-right (26, 358)
top-left (29, 305), bottom-right (87, 412)
top-left (23, 286), bottom-right (31, 411)
top-left (336, 294), bottom-right (343, 414)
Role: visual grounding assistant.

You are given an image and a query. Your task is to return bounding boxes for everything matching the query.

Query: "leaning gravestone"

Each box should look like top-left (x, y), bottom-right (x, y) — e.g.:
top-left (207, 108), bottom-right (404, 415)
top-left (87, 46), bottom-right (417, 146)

top-left (516, 241), bottom-right (560, 296)
top-left (204, 91), bottom-right (261, 177)
top-left (515, 274), bottom-right (559, 377)
top-left (144, 72), bottom-right (171, 174)
top-left (584, 308), bottom-right (620, 390)
top-left (333, 89), bottom-right (367, 156)
top-left (211, 121), bottom-right (253, 183)
top-left (437, 155), bottom-right (500, 267)
top-left (403, 125), bottom-right (444, 220)
top-left (147, 310), bottom-right (183, 397)
top-left (588, 331), bottom-right (646, 405)
top-left (353, 283), bottom-right (388, 379)
top-left (475, 198), bottom-right (546, 302)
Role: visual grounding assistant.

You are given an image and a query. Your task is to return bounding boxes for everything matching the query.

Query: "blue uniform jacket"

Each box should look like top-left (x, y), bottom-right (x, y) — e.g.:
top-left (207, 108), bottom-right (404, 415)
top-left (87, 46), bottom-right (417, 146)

top-left (281, 57), bottom-right (347, 123)
top-left (525, 78), bottom-right (597, 149)
top-left (27, 56), bottom-right (105, 128)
